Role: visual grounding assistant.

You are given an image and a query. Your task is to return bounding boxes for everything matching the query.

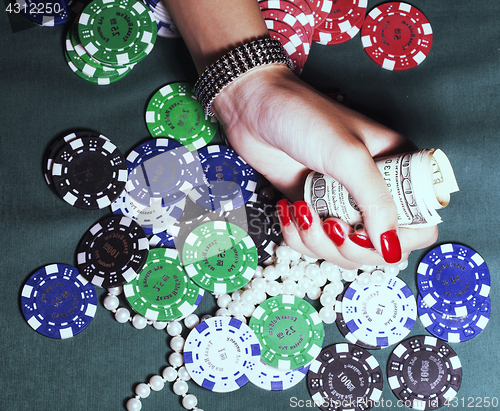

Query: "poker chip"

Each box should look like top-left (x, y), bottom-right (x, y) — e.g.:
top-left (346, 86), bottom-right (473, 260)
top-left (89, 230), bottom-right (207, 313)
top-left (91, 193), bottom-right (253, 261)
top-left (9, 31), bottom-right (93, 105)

top-left (387, 335), bottom-right (462, 410)
top-left (342, 276), bottom-right (417, 348)
top-left (181, 221), bottom-right (258, 294)
top-left (306, 0), bottom-right (333, 25)
top-left (249, 294), bottom-right (324, 370)
top-left (361, 2), bottom-right (433, 71)
top-left (250, 361), bottom-right (309, 391)
top-left (307, 343), bottom-right (383, 411)
top-left (418, 295), bottom-right (491, 343)
top-left (143, 0), bottom-right (181, 38)
top-left (313, 0), bottom-right (366, 45)
top-left (126, 138), bottom-right (201, 207)
top-left (416, 243), bottom-right (491, 317)
top-left (78, 0), bottom-right (157, 66)
top-left (149, 230), bottom-right (176, 248)
top-left (188, 144), bottom-right (258, 212)
top-left (21, 264), bottom-right (97, 339)
top-left (268, 29), bottom-right (301, 75)
top-left (145, 82), bottom-right (218, 151)
top-left (16, 0), bottom-right (72, 26)
top-left (183, 316), bottom-right (261, 393)
top-left (111, 189), bottom-right (185, 235)
top-left (334, 283), bottom-right (380, 350)
top-left (76, 215), bottom-right (150, 288)
top-left (51, 135), bottom-right (127, 209)
top-left (43, 129), bottom-right (109, 191)
top-left (124, 248), bottom-right (203, 322)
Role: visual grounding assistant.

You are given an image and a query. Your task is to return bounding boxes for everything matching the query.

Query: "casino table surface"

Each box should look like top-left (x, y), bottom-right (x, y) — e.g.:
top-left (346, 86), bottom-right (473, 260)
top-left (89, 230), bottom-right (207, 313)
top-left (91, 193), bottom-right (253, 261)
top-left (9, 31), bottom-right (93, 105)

top-left (1, 1), bottom-right (499, 410)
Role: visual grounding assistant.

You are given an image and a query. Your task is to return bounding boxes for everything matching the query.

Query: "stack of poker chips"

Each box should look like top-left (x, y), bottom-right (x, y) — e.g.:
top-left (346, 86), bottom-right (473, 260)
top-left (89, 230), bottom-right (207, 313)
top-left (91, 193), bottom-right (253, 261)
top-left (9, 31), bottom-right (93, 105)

top-left (416, 243), bottom-right (491, 343)
top-left (142, 0), bottom-right (181, 38)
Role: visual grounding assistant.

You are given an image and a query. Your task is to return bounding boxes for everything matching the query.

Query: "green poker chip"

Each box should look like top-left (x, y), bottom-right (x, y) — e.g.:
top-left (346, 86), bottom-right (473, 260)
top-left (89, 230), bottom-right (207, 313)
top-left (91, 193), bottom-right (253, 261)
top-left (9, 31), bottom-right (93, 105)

top-left (249, 295), bottom-right (324, 370)
top-left (145, 82), bottom-right (218, 151)
top-left (181, 221), bottom-right (258, 294)
top-left (124, 248), bottom-right (204, 322)
top-left (65, 27), bottom-right (131, 85)
top-left (78, 0), bottom-right (157, 66)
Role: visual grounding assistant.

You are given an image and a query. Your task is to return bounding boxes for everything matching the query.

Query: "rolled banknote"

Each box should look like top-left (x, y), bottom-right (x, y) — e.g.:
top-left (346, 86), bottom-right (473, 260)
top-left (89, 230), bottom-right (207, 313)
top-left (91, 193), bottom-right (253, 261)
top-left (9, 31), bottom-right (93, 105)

top-left (304, 149), bottom-right (459, 228)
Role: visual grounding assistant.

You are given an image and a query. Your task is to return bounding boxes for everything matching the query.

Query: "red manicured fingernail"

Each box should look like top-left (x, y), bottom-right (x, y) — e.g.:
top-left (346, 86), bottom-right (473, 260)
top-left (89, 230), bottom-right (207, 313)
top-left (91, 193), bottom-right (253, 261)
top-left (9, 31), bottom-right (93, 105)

top-left (380, 229), bottom-right (402, 263)
top-left (349, 232), bottom-right (374, 249)
top-left (276, 199), bottom-right (293, 227)
top-left (323, 220), bottom-right (345, 246)
top-left (291, 201), bottom-right (313, 230)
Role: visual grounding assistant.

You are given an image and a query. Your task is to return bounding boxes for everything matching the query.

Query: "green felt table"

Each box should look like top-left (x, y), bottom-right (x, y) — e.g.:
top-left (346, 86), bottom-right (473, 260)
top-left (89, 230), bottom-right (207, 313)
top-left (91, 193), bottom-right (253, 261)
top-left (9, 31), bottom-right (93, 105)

top-left (1, 1), bottom-right (499, 410)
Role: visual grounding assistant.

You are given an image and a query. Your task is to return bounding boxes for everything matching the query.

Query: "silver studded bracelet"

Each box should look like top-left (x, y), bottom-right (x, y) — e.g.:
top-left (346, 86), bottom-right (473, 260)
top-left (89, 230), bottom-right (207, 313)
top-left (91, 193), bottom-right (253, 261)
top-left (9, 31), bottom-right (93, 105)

top-left (194, 38), bottom-right (293, 117)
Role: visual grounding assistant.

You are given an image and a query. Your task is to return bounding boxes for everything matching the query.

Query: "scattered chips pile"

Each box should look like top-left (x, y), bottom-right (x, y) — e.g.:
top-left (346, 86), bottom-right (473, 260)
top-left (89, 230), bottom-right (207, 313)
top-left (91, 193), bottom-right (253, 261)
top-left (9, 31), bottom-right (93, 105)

top-left (142, 0), bottom-right (181, 38)
top-left (64, 0), bottom-right (157, 84)
top-left (416, 243), bottom-right (491, 343)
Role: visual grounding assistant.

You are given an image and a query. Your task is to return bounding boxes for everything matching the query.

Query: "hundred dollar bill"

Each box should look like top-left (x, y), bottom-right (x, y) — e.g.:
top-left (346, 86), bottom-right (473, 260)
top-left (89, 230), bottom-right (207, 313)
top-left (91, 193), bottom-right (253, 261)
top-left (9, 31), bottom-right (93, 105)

top-left (304, 149), bottom-right (459, 228)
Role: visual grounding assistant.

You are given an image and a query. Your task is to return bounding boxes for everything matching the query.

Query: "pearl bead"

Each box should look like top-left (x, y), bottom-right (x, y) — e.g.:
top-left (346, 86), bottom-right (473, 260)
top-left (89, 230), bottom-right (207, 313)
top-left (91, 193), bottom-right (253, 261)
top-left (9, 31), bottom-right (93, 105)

top-left (252, 290), bottom-right (267, 304)
top-left (341, 269), bottom-right (358, 282)
top-left (216, 294), bottom-right (231, 308)
top-left (251, 278), bottom-right (267, 292)
top-left (184, 313), bottom-right (199, 329)
top-left (263, 265), bottom-right (279, 281)
top-left (302, 254), bottom-right (318, 263)
top-left (234, 314), bottom-right (247, 324)
top-left (135, 383), bottom-right (151, 398)
top-left (372, 269), bottom-right (388, 284)
top-left (282, 279), bottom-right (296, 295)
top-left (307, 287), bottom-right (321, 300)
top-left (357, 272), bottom-right (372, 287)
top-left (323, 279), bottom-right (343, 296)
top-left (288, 247), bottom-right (302, 262)
top-left (272, 263), bottom-right (288, 279)
top-left (385, 265), bottom-right (400, 277)
top-left (149, 375), bottom-right (164, 391)
top-left (167, 321), bottom-right (182, 336)
top-left (359, 265), bottom-right (376, 273)
top-left (289, 266), bottom-right (304, 281)
top-left (107, 286), bottom-right (122, 296)
top-left (241, 303), bottom-right (256, 317)
top-left (200, 314), bottom-right (212, 322)
top-left (275, 245), bottom-right (291, 262)
top-left (297, 277), bottom-right (314, 293)
top-left (153, 321), bottom-right (167, 330)
top-left (231, 289), bottom-right (243, 302)
top-left (182, 394), bottom-right (198, 410)
top-left (170, 335), bottom-right (185, 352)
top-left (115, 307), bottom-right (131, 323)
top-left (305, 264), bottom-right (320, 279)
top-left (292, 288), bottom-right (305, 299)
top-left (132, 314), bottom-right (148, 329)
top-left (397, 260), bottom-right (408, 270)
top-left (103, 294), bottom-right (120, 311)
top-left (169, 352), bottom-right (184, 368)
top-left (227, 301), bottom-right (244, 317)
top-left (325, 267), bottom-right (342, 283)
top-left (126, 397), bottom-right (142, 411)
top-left (253, 265), bottom-right (264, 278)
top-left (177, 366), bottom-right (191, 381)
top-left (215, 307), bottom-right (230, 316)
top-left (319, 306), bottom-right (336, 324)
top-left (265, 280), bottom-right (281, 296)
top-left (313, 273), bottom-right (327, 288)
top-left (320, 292), bottom-right (336, 308)
top-left (173, 380), bottom-right (189, 396)
top-left (162, 367), bottom-right (178, 382)
top-left (319, 261), bottom-right (335, 274)
top-left (241, 289), bottom-right (254, 304)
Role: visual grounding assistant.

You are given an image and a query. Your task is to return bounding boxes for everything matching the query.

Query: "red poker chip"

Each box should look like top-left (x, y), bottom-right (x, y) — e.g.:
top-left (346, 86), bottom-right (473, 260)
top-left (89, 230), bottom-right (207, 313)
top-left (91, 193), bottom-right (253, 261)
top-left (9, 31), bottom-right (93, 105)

top-left (306, 0), bottom-right (333, 26)
top-left (361, 1), bottom-right (433, 71)
top-left (268, 29), bottom-right (302, 75)
top-left (259, 0), bottom-right (314, 45)
top-left (265, 18), bottom-right (307, 69)
top-left (284, 0), bottom-right (315, 28)
top-left (262, 8), bottom-right (312, 55)
top-left (312, 0), bottom-right (366, 45)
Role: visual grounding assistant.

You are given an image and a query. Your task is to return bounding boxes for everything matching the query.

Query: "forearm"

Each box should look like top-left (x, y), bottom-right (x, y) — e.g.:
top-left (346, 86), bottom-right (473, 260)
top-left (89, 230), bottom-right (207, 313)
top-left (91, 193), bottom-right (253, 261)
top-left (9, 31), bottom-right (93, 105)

top-left (162, 0), bottom-right (269, 73)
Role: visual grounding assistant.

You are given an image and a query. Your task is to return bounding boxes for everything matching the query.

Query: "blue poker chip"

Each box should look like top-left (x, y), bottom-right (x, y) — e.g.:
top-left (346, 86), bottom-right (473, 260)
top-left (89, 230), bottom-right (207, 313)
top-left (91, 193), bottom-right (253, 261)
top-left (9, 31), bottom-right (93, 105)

top-left (188, 145), bottom-right (258, 212)
top-left (149, 231), bottom-right (177, 248)
top-left (21, 264), bottom-right (97, 339)
top-left (16, 0), bottom-right (72, 26)
top-left (418, 295), bottom-right (491, 343)
top-left (126, 138), bottom-right (201, 207)
top-left (417, 243), bottom-right (491, 317)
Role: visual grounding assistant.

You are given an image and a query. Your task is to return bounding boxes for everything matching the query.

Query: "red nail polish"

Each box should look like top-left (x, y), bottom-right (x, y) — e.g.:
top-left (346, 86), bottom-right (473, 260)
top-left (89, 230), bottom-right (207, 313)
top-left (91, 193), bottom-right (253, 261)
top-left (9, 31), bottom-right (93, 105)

top-left (349, 232), bottom-right (374, 249)
top-left (323, 220), bottom-right (345, 246)
top-left (291, 201), bottom-right (313, 230)
top-left (380, 229), bottom-right (402, 263)
top-left (276, 199), bottom-right (293, 227)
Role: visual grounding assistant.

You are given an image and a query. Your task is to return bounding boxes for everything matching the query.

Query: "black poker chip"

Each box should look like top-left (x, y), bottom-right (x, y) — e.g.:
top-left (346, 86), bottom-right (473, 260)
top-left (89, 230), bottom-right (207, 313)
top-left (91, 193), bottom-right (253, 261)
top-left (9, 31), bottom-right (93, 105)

top-left (307, 343), bottom-right (383, 411)
top-left (387, 335), bottom-right (462, 410)
top-left (51, 134), bottom-right (127, 209)
top-left (76, 215), bottom-right (149, 288)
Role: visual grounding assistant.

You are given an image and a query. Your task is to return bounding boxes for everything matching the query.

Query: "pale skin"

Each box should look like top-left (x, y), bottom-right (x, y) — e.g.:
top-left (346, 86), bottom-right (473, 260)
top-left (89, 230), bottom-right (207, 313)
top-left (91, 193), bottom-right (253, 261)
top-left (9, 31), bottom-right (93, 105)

top-left (163, 0), bottom-right (438, 269)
